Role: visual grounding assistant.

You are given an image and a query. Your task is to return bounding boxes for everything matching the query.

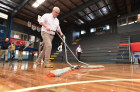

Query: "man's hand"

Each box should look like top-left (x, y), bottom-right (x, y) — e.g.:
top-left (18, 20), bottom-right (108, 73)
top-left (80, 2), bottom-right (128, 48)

top-left (46, 26), bottom-right (51, 31)
top-left (40, 22), bottom-right (51, 31)
top-left (62, 35), bottom-right (65, 40)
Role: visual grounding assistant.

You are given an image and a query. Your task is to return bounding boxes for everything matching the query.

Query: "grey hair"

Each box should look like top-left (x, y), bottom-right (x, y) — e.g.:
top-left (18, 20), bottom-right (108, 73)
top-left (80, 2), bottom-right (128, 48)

top-left (53, 7), bottom-right (60, 11)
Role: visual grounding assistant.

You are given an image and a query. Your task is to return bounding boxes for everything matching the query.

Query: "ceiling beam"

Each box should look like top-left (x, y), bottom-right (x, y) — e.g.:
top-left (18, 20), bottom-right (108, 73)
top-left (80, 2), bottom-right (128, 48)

top-left (12, 0), bottom-right (31, 17)
top-left (112, 0), bottom-right (120, 14)
top-left (0, 9), bottom-right (10, 15)
top-left (0, 1), bottom-right (15, 9)
top-left (59, 0), bottom-right (100, 20)
top-left (4, 0), bottom-right (19, 6)
top-left (0, 6), bottom-right (13, 12)
top-left (69, 0), bottom-right (87, 23)
top-left (0, 0), bottom-right (18, 7)
top-left (125, 0), bottom-right (131, 14)
top-left (84, 13), bottom-right (117, 28)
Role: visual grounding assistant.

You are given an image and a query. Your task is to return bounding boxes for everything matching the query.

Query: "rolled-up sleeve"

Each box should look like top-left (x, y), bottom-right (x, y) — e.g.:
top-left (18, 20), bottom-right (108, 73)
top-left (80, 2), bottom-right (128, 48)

top-left (57, 25), bottom-right (61, 31)
top-left (39, 14), bottom-right (47, 24)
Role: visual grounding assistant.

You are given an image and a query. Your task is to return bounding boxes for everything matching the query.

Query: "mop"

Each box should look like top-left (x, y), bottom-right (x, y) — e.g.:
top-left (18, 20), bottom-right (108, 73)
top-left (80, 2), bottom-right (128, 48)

top-left (46, 30), bottom-right (104, 77)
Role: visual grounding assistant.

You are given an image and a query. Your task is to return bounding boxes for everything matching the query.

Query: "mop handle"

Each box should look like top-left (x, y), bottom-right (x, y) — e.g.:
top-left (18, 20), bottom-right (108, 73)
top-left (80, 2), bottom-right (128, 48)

top-left (52, 30), bottom-right (73, 66)
top-left (52, 30), bottom-right (89, 66)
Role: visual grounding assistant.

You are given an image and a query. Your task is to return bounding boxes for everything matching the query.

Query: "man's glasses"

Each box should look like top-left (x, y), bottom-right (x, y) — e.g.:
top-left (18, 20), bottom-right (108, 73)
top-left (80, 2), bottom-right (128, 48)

top-left (53, 10), bottom-right (60, 15)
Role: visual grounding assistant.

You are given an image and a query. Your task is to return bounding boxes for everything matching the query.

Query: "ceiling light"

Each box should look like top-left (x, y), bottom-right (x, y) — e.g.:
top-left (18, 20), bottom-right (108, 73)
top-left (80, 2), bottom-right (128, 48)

top-left (36, 0), bottom-right (45, 4)
top-left (32, 2), bottom-right (39, 8)
top-left (0, 12), bottom-right (8, 19)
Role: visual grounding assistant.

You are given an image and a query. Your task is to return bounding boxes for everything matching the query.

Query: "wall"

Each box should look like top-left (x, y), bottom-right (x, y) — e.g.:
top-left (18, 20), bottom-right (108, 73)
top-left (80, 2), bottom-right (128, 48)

top-left (118, 22), bottom-right (140, 33)
top-left (12, 22), bottom-right (41, 39)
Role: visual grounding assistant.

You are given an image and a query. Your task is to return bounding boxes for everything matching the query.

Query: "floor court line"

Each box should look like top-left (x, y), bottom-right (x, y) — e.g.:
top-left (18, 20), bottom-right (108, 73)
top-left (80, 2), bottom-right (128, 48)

top-left (8, 79), bottom-right (140, 92)
top-left (72, 73), bottom-right (122, 79)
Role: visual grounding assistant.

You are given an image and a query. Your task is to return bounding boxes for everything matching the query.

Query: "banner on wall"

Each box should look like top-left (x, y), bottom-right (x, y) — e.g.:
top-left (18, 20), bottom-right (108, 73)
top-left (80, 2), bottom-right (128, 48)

top-left (10, 38), bottom-right (34, 48)
top-left (27, 21), bottom-right (41, 32)
top-left (0, 25), bottom-right (6, 38)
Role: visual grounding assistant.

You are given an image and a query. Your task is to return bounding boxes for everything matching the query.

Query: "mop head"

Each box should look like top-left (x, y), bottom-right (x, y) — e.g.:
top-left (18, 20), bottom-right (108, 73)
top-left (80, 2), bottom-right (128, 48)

top-left (81, 65), bottom-right (104, 69)
top-left (46, 67), bottom-right (72, 77)
top-left (46, 65), bottom-right (81, 77)
top-left (46, 65), bottom-right (104, 77)
top-left (71, 65), bottom-right (81, 69)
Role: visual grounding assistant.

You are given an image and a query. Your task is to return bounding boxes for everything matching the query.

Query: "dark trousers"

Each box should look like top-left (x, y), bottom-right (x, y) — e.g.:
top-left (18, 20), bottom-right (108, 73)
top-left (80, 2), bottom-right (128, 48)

top-left (77, 52), bottom-right (81, 61)
top-left (59, 51), bottom-right (63, 62)
top-left (10, 51), bottom-right (15, 61)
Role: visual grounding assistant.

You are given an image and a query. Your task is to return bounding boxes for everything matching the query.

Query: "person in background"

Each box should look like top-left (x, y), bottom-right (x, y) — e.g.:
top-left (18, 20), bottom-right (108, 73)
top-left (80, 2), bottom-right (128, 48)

top-left (25, 41), bottom-right (32, 48)
top-left (58, 42), bottom-right (63, 62)
top-left (18, 42), bottom-right (26, 62)
top-left (9, 42), bottom-right (15, 61)
top-left (39, 41), bottom-right (44, 55)
top-left (0, 38), bottom-right (11, 62)
top-left (76, 45), bottom-right (83, 61)
top-left (36, 7), bottom-right (64, 68)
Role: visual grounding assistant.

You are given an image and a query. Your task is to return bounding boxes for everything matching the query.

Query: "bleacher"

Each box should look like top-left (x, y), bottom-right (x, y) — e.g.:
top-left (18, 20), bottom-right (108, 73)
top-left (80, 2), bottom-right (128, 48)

top-left (51, 32), bottom-right (131, 64)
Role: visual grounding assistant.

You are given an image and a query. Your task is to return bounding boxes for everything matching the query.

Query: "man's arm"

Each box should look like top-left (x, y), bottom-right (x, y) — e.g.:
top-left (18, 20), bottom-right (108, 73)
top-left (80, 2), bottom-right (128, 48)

top-left (76, 49), bottom-right (77, 55)
top-left (57, 30), bottom-right (63, 37)
top-left (8, 45), bottom-right (11, 51)
top-left (40, 22), bottom-right (51, 31)
top-left (23, 46), bottom-right (27, 50)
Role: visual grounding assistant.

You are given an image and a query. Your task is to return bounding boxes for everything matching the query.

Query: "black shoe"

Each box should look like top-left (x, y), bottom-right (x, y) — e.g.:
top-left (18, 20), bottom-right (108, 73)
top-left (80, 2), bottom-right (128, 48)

top-left (44, 65), bottom-right (53, 68)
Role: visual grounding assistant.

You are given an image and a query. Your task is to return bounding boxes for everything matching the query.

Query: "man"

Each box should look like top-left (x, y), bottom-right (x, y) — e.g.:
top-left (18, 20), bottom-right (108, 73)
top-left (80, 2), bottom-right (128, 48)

top-left (58, 42), bottom-right (63, 62)
top-left (18, 42), bottom-right (26, 62)
top-left (36, 7), bottom-right (64, 68)
top-left (76, 45), bottom-right (83, 61)
top-left (9, 42), bottom-right (15, 61)
top-left (0, 38), bottom-right (11, 62)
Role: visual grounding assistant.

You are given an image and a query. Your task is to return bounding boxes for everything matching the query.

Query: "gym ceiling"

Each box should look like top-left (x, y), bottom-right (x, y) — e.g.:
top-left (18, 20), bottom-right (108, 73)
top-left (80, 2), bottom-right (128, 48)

top-left (0, 0), bottom-right (140, 27)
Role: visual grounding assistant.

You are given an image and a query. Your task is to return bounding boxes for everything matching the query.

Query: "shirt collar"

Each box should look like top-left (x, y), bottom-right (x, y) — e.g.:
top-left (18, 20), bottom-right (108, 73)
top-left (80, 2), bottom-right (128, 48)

top-left (50, 13), bottom-right (55, 19)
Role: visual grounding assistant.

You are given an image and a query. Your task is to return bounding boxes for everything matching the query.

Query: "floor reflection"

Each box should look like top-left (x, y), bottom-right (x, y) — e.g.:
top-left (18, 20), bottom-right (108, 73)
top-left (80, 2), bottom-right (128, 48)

top-left (0, 61), bottom-right (140, 92)
top-left (0, 61), bottom-right (38, 73)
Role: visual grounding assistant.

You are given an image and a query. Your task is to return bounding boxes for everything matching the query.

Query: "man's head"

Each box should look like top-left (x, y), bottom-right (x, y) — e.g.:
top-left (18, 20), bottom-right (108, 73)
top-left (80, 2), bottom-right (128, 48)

top-left (52, 7), bottom-right (60, 18)
top-left (61, 42), bottom-right (63, 45)
top-left (5, 38), bottom-right (9, 42)
top-left (138, 14), bottom-right (140, 22)
top-left (78, 45), bottom-right (81, 47)
top-left (12, 42), bottom-right (15, 45)
top-left (20, 42), bottom-right (22, 45)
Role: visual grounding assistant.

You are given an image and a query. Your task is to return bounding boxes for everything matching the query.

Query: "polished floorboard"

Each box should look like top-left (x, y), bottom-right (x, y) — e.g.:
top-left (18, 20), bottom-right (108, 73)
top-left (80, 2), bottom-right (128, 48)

top-left (0, 61), bottom-right (140, 92)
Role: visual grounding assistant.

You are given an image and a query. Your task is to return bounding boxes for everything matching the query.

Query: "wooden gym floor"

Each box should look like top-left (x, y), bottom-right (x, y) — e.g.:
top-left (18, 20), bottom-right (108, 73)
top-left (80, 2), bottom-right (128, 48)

top-left (0, 61), bottom-right (140, 92)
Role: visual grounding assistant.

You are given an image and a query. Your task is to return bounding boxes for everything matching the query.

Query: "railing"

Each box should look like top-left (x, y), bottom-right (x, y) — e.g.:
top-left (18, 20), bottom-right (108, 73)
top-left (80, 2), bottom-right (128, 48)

top-left (128, 35), bottom-right (132, 64)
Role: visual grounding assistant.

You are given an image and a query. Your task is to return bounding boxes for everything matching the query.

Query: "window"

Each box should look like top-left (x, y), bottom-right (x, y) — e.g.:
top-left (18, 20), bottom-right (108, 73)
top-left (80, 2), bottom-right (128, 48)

top-left (103, 25), bottom-right (110, 30)
top-left (120, 18), bottom-right (127, 26)
top-left (90, 28), bottom-right (96, 33)
top-left (81, 30), bottom-right (86, 35)
top-left (24, 35), bottom-right (28, 41)
top-left (29, 35), bottom-right (35, 42)
top-left (11, 31), bottom-right (28, 40)
top-left (106, 25), bottom-right (110, 29)
top-left (118, 15), bottom-right (138, 26)
top-left (36, 37), bottom-right (40, 42)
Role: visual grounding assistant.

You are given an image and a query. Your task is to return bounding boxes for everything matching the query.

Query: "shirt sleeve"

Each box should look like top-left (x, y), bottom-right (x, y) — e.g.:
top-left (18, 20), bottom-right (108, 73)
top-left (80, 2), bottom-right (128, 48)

top-left (57, 25), bottom-right (61, 31)
top-left (39, 14), bottom-right (47, 24)
top-left (56, 20), bottom-right (61, 31)
top-left (58, 46), bottom-right (60, 50)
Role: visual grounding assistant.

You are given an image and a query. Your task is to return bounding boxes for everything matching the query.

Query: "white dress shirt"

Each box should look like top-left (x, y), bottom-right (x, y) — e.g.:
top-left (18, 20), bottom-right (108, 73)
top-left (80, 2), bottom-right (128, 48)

top-left (58, 45), bottom-right (62, 52)
top-left (39, 13), bottom-right (61, 35)
top-left (76, 47), bottom-right (82, 52)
